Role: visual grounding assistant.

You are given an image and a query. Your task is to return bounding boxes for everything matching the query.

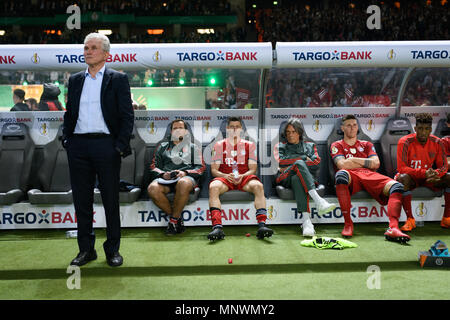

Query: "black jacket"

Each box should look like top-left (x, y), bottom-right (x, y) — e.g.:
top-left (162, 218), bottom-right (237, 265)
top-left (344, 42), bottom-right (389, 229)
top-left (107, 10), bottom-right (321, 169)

top-left (38, 83), bottom-right (63, 111)
top-left (10, 102), bottom-right (30, 111)
top-left (62, 67), bottom-right (134, 158)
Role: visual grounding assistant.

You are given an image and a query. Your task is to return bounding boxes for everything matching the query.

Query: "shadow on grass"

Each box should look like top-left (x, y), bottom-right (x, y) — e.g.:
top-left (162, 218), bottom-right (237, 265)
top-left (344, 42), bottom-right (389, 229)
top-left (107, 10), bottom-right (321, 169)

top-left (0, 260), bottom-right (423, 281)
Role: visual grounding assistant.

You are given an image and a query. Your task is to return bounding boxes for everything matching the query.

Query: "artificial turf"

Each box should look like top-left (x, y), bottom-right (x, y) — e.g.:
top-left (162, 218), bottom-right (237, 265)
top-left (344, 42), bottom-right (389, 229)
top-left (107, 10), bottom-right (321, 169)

top-left (0, 223), bottom-right (449, 300)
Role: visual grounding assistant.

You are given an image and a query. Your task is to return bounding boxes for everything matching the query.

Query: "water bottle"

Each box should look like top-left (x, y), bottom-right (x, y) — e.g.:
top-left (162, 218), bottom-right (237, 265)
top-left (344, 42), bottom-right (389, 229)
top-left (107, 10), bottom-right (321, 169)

top-left (416, 203), bottom-right (425, 227)
top-left (66, 230), bottom-right (78, 238)
top-left (416, 217), bottom-right (425, 227)
top-left (232, 161), bottom-right (239, 179)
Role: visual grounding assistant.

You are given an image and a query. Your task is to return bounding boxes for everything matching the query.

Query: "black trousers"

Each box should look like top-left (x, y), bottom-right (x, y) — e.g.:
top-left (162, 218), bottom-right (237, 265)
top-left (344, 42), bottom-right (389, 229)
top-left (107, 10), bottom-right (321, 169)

top-left (67, 135), bottom-right (121, 256)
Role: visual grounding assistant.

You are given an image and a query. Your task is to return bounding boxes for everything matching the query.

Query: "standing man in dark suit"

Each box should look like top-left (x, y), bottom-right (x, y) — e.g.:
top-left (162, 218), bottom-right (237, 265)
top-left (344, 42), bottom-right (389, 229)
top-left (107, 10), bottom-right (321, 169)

top-left (63, 33), bottom-right (134, 267)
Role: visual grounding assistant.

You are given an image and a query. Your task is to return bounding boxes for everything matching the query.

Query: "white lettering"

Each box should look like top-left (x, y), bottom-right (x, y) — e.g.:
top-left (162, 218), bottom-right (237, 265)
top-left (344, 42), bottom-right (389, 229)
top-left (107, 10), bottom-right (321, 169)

top-left (66, 265), bottom-right (81, 290)
top-left (366, 5), bottom-right (381, 30)
top-left (366, 265), bottom-right (381, 289)
top-left (66, 5), bottom-right (81, 30)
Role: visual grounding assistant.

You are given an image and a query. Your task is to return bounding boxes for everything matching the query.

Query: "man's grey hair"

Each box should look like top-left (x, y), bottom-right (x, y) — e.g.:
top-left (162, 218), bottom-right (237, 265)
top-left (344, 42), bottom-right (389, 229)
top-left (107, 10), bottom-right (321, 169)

top-left (84, 33), bottom-right (110, 52)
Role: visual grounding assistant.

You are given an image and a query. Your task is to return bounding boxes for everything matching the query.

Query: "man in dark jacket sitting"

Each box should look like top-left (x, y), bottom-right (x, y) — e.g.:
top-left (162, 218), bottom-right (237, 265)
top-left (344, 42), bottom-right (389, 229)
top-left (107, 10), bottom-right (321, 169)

top-left (148, 119), bottom-right (206, 235)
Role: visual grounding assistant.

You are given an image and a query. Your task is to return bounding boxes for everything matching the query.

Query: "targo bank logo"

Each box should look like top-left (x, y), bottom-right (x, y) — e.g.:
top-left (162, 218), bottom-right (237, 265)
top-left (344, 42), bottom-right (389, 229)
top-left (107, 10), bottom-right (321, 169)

top-left (56, 53), bottom-right (137, 64)
top-left (0, 210), bottom-right (94, 225)
top-left (292, 205), bottom-right (388, 220)
top-left (176, 51), bottom-right (258, 62)
top-left (292, 50), bottom-right (372, 61)
top-left (139, 207), bottom-right (251, 223)
top-left (410, 50), bottom-right (450, 60)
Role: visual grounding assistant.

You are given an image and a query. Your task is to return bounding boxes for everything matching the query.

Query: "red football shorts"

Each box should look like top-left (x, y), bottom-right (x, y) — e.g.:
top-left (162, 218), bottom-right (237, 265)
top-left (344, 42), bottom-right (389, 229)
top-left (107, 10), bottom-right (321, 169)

top-left (210, 174), bottom-right (260, 191)
top-left (346, 169), bottom-right (394, 205)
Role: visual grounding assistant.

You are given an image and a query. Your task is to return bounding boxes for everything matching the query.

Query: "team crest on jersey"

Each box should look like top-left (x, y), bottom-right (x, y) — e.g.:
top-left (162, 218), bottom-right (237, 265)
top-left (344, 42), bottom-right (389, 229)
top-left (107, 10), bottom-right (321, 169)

top-left (350, 148), bottom-right (356, 154)
top-left (331, 146), bottom-right (338, 154)
top-left (231, 150), bottom-right (237, 157)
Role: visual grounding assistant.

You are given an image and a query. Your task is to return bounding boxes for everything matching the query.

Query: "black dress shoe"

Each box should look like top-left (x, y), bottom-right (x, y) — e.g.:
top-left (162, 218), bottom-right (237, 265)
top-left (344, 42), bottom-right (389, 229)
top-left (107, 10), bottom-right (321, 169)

top-left (70, 250), bottom-right (97, 266)
top-left (106, 252), bottom-right (123, 267)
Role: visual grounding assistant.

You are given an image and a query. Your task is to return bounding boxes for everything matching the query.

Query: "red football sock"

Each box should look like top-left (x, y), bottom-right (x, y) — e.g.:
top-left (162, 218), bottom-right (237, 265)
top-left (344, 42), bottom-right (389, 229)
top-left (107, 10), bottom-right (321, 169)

top-left (402, 192), bottom-right (413, 219)
top-left (336, 184), bottom-right (352, 225)
top-left (169, 217), bottom-right (178, 224)
top-left (256, 208), bottom-right (267, 224)
top-left (387, 192), bottom-right (402, 229)
top-left (210, 208), bottom-right (222, 227)
top-left (444, 191), bottom-right (450, 218)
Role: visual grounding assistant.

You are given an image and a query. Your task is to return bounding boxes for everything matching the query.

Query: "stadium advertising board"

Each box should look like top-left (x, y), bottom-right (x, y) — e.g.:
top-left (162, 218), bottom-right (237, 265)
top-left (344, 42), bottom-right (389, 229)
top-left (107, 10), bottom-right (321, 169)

top-left (265, 107), bottom-right (397, 142)
top-left (400, 106), bottom-right (447, 133)
top-left (134, 109), bottom-right (259, 145)
top-left (276, 41), bottom-right (450, 68)
top-left (0, 43), bottom-right (273, 71)
top-left (0, 110), bottom-right (259, 146)
top-left (2, 107), bottom-right (446, 147)
top-left (0, 198), bottom-right (444, 229)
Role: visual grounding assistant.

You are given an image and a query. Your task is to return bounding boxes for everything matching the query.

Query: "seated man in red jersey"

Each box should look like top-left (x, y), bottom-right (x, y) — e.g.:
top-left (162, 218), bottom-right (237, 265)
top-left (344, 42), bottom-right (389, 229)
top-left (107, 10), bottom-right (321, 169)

top-left (441, 113), bottom-right (450, 170)
top-left (207, 117), bottom-right (273, 241)
top-left (396, 113), bottom-right (450, 230)
top-left (331, 114), bottom-right (410, 243)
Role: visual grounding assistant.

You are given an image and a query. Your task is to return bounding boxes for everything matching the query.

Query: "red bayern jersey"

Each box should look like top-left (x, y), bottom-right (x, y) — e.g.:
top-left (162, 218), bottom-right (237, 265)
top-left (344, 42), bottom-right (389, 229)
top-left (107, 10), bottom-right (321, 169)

top-left (442, 136), bottom-right (450, 157)
top-left (397, 133), bottom-right (447, 180)
top-left (330, 139), bottom-right (378, 172)
top-left (212, 138), bottom-right (257, 174)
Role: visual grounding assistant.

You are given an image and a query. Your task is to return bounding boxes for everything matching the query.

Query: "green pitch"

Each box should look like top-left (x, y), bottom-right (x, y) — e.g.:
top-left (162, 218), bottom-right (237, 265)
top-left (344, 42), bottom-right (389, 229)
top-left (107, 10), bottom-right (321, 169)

top-left (0, 223), bottom-right (448, 300)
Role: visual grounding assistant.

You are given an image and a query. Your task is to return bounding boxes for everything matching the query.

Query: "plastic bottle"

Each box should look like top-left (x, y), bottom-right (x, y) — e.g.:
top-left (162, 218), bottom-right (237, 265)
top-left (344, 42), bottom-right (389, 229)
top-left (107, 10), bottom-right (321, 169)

top-left (66, 230), bottom-right (78, 238)
top-left (232, 161), bottom-right (239, 179)
top-left (416, 216), bottom-right (425, 227)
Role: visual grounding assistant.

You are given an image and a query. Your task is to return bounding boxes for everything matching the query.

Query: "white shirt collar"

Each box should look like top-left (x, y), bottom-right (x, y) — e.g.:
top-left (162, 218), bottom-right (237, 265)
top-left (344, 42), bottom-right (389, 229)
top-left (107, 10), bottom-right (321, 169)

top-left (85, 65), bottom-right (106, 78)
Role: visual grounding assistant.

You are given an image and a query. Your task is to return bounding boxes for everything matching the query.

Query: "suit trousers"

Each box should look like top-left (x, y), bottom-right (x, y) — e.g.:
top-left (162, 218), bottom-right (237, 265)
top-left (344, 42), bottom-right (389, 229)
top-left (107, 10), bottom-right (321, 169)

top-left (67, 135), bottom-right (122, 256)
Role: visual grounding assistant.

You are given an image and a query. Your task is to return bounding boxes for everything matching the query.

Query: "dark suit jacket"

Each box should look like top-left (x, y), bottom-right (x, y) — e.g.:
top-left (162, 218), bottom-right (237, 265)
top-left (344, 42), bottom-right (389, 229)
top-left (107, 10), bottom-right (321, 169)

top-left (63, 67), bottom-right (134, 158)
top-left (10, 102), bottom-right (30, 111)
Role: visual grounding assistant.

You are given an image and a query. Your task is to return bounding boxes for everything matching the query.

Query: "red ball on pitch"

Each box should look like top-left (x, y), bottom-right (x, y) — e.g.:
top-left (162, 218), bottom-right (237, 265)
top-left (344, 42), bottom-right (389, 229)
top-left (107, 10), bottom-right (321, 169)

top-left (245, 233), bottom-right (250, 237)
top-left (228, 258), bottom-right (233, 264)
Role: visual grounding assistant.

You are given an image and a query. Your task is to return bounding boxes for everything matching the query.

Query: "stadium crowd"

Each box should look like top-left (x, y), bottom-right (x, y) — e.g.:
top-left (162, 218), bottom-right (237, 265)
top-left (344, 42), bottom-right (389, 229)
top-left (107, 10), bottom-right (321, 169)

top-left (0, 0), bottom-right (235, 17)
top-left (267, 68), bottom-right (450, 108)
top-left (0, 0), bottom-right (448, 108)
top-left (251, 0), bottom-right (449, 43)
